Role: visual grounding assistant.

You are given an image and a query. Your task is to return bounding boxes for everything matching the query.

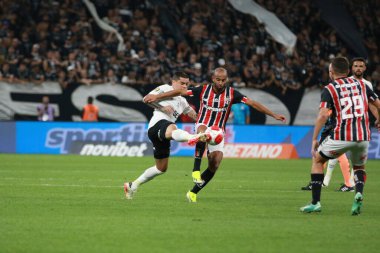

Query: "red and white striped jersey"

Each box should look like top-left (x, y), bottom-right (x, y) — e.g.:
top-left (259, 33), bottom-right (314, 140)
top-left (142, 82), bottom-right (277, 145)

top-left (320, 77), bottom-right (378, 141)
top-left (187, 84), bottom-right (247, 129)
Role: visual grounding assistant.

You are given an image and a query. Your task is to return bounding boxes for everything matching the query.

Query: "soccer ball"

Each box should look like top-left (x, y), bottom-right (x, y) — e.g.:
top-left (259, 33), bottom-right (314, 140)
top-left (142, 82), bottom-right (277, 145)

top-left (205, 126), bottom-right (224, 145)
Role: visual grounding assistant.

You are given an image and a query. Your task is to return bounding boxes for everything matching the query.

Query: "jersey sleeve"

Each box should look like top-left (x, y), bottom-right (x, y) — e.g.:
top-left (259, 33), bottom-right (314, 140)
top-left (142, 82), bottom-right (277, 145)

top-left (149, 84), bottom-right (170, 95)
top-left (186, 85), bottom-right (203, 98)
top-left (320, 87), bottom-right (333, 109)
top-left (366, 84), bottom-right (378, 101)
top-left (232, 89), bottom-right (248, 104)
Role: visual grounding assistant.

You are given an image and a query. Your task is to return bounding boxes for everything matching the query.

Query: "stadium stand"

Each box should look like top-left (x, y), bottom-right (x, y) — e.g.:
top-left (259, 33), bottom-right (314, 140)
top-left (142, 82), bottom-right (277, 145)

top-left (0, 0), bottom-right (378, 115)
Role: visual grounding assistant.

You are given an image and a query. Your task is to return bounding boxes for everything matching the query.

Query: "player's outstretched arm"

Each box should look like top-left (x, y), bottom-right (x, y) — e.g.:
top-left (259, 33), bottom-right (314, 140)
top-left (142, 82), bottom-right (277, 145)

top-left (245, 98), bottom-right (286, 123)
top-left (143, 89), bottom-right (187, 103)
top-left (185, 107), bottom-right (198, 122)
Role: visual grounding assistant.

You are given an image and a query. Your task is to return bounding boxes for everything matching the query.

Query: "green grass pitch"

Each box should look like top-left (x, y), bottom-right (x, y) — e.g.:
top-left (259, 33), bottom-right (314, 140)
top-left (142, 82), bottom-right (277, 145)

top-left (1, 154), bottom-right (380, 253)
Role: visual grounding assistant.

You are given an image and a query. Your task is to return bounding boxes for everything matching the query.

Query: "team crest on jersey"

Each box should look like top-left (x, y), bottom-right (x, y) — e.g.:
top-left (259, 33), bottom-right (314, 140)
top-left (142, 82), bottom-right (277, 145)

top-left (153, 87), bottom-right (164, 94)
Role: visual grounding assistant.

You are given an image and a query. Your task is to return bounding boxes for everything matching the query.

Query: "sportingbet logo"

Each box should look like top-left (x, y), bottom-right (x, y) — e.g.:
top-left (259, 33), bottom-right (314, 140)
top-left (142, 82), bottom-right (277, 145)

top-left (46, 124), bottom-right (149, 153)
top-left (79, 142), bottom-right (148, 157)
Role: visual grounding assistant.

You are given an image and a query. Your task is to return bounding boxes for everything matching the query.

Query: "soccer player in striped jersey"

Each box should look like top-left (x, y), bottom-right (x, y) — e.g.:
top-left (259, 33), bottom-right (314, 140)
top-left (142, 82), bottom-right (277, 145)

top-left (321, 58), bottom-right (380, 191)
top-left (350, 57), bottom-right (379, 120)
top-left (144, 67), bottom-right (286, 202)
top-left (300, 57), bottom-right (380, 215)
top-left (123, 72), bottom-right (209, 199)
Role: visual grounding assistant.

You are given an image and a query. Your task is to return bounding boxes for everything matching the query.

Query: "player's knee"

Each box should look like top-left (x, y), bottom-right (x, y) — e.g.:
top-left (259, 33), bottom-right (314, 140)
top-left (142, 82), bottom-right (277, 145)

top-left (156, 166), bottom-right (168, 172)
top-left (353, 165), bottom-right (364, 171)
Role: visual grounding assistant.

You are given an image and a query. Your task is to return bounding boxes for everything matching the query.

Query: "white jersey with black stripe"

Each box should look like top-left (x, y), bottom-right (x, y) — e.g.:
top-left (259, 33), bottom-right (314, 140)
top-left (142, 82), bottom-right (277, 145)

top-left (147, 84), bottom-right (191, 129)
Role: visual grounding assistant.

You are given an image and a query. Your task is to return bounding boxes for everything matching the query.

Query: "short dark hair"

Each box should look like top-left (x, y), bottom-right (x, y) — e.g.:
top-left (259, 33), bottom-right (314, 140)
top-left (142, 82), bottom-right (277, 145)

top-left (331, 57), bottom-right (349, 74)
top-left (172, 71), bottom-right (189, 80)
top-left (88, 96), bottom-right (93, 104)
top-left (351, 57), bottom-right (367, 66)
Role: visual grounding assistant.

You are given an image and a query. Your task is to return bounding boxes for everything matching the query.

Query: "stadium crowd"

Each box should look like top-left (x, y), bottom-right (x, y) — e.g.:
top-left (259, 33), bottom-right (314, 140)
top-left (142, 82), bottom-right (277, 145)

top-left (0, 0), bottom-right (379, 95)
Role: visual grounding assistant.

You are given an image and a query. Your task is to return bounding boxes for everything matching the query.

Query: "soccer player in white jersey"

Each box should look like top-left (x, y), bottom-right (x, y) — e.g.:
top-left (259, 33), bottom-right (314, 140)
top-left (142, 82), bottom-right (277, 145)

top-left (300, 57), bottom-right (380, 215)
top-left (123, 72), bottom-right (209, 199)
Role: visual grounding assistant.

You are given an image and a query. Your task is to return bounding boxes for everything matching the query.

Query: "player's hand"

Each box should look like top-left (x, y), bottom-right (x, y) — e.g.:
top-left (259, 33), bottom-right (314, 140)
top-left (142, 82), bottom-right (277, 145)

top-left (311, 140), bottom-right (319, 158)
top-left (274, 114), bottom-right (286, 123)
top-left (143, 94), bottom-right (158, 103)
top-left (160, 106), bottom-right (174, 115)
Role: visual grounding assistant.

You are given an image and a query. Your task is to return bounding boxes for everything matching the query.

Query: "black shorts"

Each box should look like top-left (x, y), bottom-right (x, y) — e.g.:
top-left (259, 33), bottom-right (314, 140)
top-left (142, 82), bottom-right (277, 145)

top-left (148, 119), bottom-right (173, 159)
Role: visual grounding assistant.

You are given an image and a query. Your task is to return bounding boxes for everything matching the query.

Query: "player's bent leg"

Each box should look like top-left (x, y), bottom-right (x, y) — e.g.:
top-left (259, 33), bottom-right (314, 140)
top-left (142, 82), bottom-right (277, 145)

top-left (188, 152), bottom-right (223, 199)
top-left (207, 151), bottom-right (223, 172)
top-left (349, 141), bottom-right (368, 215)
top-left (168, 125), bottom-right (192, 142)
top-left (351, 166), bottom-right (366, 215)
top-left (166, 124), bottom-right (209, 145)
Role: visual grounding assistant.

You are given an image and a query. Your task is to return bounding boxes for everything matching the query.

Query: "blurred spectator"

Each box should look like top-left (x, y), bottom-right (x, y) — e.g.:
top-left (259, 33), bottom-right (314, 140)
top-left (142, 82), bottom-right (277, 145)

top-left (82, 96), bottom-right (99, 121)
top-left (37, 96), bottom-right (55, 121)
top-left (30, 64), bottom-right (45, 85)
top-left (0, 62), bottom-right (14, 82)
top-left (230, 103), bottom-right (251, 125)
top-left (14, 61), bottom-right (30, 83)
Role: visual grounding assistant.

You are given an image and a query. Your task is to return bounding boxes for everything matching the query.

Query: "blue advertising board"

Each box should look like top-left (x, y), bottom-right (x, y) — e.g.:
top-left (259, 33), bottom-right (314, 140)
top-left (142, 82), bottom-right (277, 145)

top-left (0, 121), bottom-right (379, 159)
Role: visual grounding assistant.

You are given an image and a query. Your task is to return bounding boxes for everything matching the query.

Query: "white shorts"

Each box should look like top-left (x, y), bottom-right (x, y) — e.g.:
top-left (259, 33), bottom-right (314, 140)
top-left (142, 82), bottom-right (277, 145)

top-left (195, 123), bottom-right (224, 153)
top-left (318, 136), bottom-right (369, 166)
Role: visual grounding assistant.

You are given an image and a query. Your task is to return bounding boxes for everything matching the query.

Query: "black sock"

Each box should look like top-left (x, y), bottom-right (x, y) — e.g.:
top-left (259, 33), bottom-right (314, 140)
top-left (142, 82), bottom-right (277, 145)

top-left (193, 142), bottom-right (206, 172)
top-left (191, 168), bottom-right (215, 194)
top-left (311, 173), bottom-right (324, 204)
top-left (354, 170), bottom-right (366, 194)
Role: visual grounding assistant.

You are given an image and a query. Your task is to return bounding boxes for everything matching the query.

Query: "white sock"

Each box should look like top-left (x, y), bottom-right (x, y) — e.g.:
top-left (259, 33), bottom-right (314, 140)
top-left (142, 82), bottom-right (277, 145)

top-left (132, 166), bottom-right (164, 191)
top-left (171, 129), bottom-right (193, 142)
top-left (323, 159), bottom-right (337, 186)
top-left (349, 167), bottom-right (355, 186)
